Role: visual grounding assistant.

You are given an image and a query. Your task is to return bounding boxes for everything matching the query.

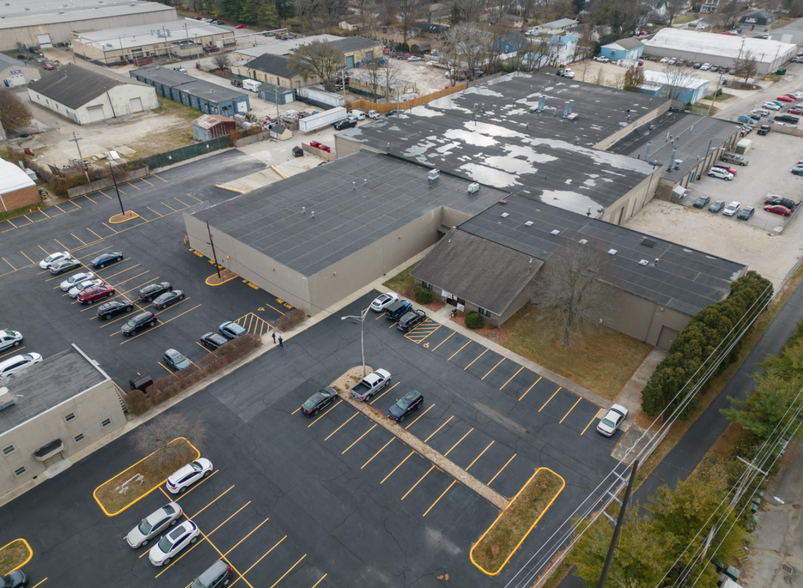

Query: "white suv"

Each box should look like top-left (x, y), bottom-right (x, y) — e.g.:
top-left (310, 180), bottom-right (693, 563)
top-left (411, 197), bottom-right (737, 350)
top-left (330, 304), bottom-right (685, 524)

top-left (166, 458), bottom-right (213, 494)
top-left (148, 520), bottom-right (199, 566)
top-left (723, 201), bottom-right (741, 216)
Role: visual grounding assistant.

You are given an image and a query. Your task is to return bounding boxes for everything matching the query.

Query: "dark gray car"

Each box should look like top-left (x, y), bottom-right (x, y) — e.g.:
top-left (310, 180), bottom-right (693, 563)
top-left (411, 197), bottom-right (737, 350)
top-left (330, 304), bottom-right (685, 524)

top-left (190, 560), bottom-right (233, 588)
top-left (1, 570), bottom-right (27, 587)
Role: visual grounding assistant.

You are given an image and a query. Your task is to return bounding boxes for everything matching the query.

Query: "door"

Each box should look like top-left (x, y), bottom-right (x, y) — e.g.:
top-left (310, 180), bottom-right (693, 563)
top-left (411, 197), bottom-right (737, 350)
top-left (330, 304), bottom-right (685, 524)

top-left (87, 105), bottom-right (105, 122)
top-left (36, 33), bottom-right (52, 48)
top-left (130, 97), bottom-right (143, 112)
top-left (346, 55), bottom-right (355, 68)
top-left (657, 326), bottom-right (678, 350)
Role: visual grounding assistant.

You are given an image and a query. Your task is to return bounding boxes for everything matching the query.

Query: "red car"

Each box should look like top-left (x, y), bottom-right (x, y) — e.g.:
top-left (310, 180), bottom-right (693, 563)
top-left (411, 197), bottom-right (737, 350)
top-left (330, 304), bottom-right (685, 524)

top-left (789, 108), bottom-right (803, 115)
top-left (764, 204), bottom-right (792, 216)
top-left (77, 283), bottom-right (115, 304)
top-left (713, 164), bottom-right (737, 175)
top-left (235, 24), bottom-right (245, 29)
top-left (310, 141), bottom-right (321, 149)
top-left (319, 144), bottom-right (331, 153)
top-left (777, 96), bottom-right (795, 102)
top-left (43, 62), bottom-right (55, 70)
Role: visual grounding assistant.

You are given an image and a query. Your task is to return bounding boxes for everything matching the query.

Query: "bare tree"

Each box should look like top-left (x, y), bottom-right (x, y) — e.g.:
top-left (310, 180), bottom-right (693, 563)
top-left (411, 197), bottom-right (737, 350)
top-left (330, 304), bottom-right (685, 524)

top-left (454, 0), bottom-right (488, 22)
top-left (364, 58), bottom-right (383, 99)
top-left (536, 241), bottom-right (615, 346)
top-left (393, 0), bottom-right (427, 46)
top-left (660, 63), bottom-right (698, 101)
top-left (288, 40), bottom-right (345, 92)
top-left (734, 50), bottom-right (759, 84)
top-left (444, 22), bottom-right (489, 80)
top-left (212, 52), bottom-right (231, 71)
top-left (131, 413), bottom-right (207, 468)
top-left (623, 65), bottom-right (645, 92)
top-left (665, 0), bottom-right (686, 25)
top-left (383, 59), bottom-right (399, 104)
top-left (0, 90), bottom-right (32, 130)
top-left (574, 57), bottom-right (592, 82)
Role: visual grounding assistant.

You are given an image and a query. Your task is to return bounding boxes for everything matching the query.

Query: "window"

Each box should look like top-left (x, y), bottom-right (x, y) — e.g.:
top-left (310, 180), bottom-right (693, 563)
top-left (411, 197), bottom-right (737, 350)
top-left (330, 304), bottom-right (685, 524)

top-left (74, 434), bottom-right (84, 443)
top-left (2, 445), bottom-right (14, 456)
top-left (101, 418), bottom-right (111, 427)
top-left (477, 307), bottom-right (492, 318)
top-left (65, 413), bottom-right (75, 422)
top-left (421, 281), bottom-right (434, 291)
top-left (14, 466), bottom-right (25, 477)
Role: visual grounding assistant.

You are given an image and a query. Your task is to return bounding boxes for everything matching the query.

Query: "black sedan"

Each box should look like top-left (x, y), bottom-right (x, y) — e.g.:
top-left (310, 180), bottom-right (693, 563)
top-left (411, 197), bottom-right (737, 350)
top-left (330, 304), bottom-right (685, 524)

top-left (152, 290), bottom-right (184, 310)
top-left (49, 257), bottom-right (81, 275)
top-left (708, 200), bottom-right (725, 213)
top-left (139, 282), bottom-right (172, 302)
top-left (200, 332), bottom-right (228, 350)
top-left (692, 196), bottom-right (710, 209)
top-left (96, 299), bottom-right (134, 320)
top-left (765, 195), bottom-right (796, 209)
top-left (397, 310), bottom-right (426, 333)
top-left (388, 390), bottom-right (424, 422)
top-left (91, 251), bottom-right (124, 268)
top-left (333, 119), bottom-right (357, 131)
top-left (300, 387), bottom-right (338, 416)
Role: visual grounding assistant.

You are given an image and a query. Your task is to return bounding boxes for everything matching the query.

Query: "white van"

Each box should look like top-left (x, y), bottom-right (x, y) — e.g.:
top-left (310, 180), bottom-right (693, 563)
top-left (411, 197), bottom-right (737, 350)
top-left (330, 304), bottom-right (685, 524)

top-left (0, 353), bottom-right (42, 378)
top-left (350, 109), bottom-right (366, 121)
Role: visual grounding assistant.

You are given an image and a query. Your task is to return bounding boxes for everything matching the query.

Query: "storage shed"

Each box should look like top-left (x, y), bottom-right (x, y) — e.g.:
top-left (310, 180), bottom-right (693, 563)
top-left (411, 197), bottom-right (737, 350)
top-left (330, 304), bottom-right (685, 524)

top-left (257, 82), bottom-right (295, 105)
top-left (192, 114), bottom-right (236, 141)
top-left (269, 124), bottom-right (292, 140)
top-left (410, 42), bottom-right (431, 56)
top-left (0, 158), bottom-right (37, 213)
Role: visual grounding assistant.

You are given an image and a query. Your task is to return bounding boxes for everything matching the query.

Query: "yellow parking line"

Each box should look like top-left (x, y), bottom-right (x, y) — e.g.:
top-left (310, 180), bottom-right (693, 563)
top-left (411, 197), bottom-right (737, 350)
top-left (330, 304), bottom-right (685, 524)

top-left (481, 358), bottom-right (505, 380)
top-left (140, 177), bottom-right (154, 186)
top-left (582, 414), bottom-right (598, 436)
top-left (2, 257), bottom-right (15, 271)
top-left (324, 412), bottom-right (358, 441)
top-left (196, 341), bottom-right (212, 353)
top-left (102, 221), bottom-right (118, 234)
top-left (466, 440), bottom-right (494, 471)
top-left (23, 214), bottom-right (36, 224)
top-left (424, 415), bottom-right (454, 442)
top-left (115, 271), bottom-right (150, 288)
top-left (539, 387), bottom-right (562, 412)
top-left (39, 208), bottom-right (50, 218)
top-left (161, 201), bottom-right (177, 212)
top-left (342, 424), bottom-right (377, 455)
top-left (268, 554), bottom-right (306, 588)
top-left (152, 173), bottom-right (168, 182)
top-left (370, 381), bottom-right (399, 405)
top-left (78, 245), bottom-right (112, 260)
top-left (19, 251), bottom-right (35, 264)
top-left (401, 465), bottom-right (436, 500)
top-left (190, 485), bottom-right (235, 518)
top-left (463, 349), bottom-right (488, 371)
top-left (147, 206), bottom-right (163, 218)
top-left (122, 276), bottom-right (158, 295)
top-left (177, 469), bottom-right (218, 499)
top-left (83, 194), bottom-right (97, 204)
top-left (201, 531), bottom-right (255, 588)
top-left (448, 341), bottom-right (471, 361)
top-left (0, 346), bottom-right (25, 360)
top-left (444, 427), bottom-right (473, 456)
top-left (117, 186), bottom-right (127, 195)
top-left (103, 264), bottom-right (141, 281)
top-left (404, 403), bottom-right (435, 430)
top-left (98, 190), bottom-right (112, 199)
top-left (55, 204), bottom-right (68, 215)
top-left (518, 376), bottom-right (542, 401)
top-left (423, 481), bottom-right (457, 517)
top-left (174, 197), bottom-right (190, 208)
top-left (307, 399), bottom-right (342, 428)
top-left (381, 451), bottom-right (415, 484)
top-left (30, 580), bottom-right (48, 588)
top-left (158, 362), bottom-right (177, 377)
top-left (5, 217), bottom-right (17, 228)
top-left (37, 244), bottom-right (50, 255)
top-left (488, 454), bottom-right (516, 486)
top-left (311, 574), bottom-right (327, 588)
top-left (126, 181), bottom-right (141, 190)
top-left (87, 228), bottom-right (103, 240)
top-left (231, 536), bottom-right (286, 587)
top-left (222, 516), bottom-right (270, 557)
top-left (560, 397), bottom-right (582, 424)
top-left (361, 438), bottom-right (395, 469)
top-left (291, 407), bottom-right (301, 415)
top-left (120, 304), bottom-right (201, 345)
top-left (70, 233), bottom-right (87, 246)
top-left (69, 199), bottom-right (81, 209)
top-left (500, 367), bottom-right (523, 390)
top-left (431, 331), bottom-right (454, 352)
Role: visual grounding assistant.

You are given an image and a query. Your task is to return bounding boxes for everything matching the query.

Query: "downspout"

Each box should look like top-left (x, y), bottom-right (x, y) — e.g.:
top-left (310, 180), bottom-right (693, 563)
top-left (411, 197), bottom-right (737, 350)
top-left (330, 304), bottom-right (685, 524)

top-left (105, 91), bottom-right (117, 118)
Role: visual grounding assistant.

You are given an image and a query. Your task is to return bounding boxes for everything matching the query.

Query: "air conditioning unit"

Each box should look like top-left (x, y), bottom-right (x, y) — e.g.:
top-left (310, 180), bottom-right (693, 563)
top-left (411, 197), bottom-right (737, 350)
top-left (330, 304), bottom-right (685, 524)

top-left (501, 212), bottom-right (509, 218)
top-left (639, 259), bottom-right (649, 266)
top-left (578, 239), bottom-right (588, 244)
top-left (551, 229), bottom-right (560, 235)
top-left (608, 249), bottom-right (618, 255)
top-left (524, 221), bottom-right (533, 227)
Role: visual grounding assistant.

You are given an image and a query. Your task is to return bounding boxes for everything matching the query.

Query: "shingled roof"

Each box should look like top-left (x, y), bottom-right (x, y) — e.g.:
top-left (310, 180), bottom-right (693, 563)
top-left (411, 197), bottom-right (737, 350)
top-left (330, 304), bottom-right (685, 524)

top-left (28, 63), bottom-right (147, 109)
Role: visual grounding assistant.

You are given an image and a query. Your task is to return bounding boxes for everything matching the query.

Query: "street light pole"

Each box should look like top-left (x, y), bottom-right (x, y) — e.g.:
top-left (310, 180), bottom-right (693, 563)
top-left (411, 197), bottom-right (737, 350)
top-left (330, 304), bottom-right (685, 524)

top-left (341, 307), bottom-right (369, 377)
top-left (206, 220), bottom-right (222, 279)
top-left (108, 161), bottom-right (125, 215)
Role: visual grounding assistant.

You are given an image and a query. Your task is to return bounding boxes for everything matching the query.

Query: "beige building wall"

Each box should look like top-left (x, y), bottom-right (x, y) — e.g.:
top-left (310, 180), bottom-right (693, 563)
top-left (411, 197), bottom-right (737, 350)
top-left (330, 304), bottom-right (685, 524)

top-left (600, 166), bottom-right (662, 225)
top-left (28, 82), bottom-right (158, 124)
top-left (594, 100), bottom-right (671, 151)
top-left (73, 29), bottom-right (232, 64)
top-left (234, 65), bottom-right (311, 90)
top-left (601, 283), bottom-right (691, 348)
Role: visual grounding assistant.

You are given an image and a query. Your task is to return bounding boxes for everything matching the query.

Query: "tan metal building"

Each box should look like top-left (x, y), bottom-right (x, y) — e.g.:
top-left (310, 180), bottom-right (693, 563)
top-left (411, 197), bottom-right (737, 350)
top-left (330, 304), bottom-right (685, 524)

top-left (0, 345), bottom-right (125, 498)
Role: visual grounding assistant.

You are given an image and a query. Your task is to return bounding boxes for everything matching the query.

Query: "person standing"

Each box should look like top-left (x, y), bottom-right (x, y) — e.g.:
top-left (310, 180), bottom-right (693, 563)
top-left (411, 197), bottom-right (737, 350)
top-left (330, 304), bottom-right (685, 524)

top-left (272, 331), bottom-right (276, 344)
top-left (278, 336), bottom-right (284, 348)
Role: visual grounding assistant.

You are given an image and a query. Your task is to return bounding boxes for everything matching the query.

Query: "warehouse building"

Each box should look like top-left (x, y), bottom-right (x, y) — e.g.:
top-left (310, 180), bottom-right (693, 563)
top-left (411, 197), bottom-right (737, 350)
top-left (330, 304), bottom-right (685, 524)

top-left (73, 19), bottom-right (235, 65)
top-left (130, 66), bottom-right (250, 115)
top-left (0, 159), bottom-right (37, 213)
top-left (637, 70), bottom-right (710, 105)
top-left (0, 54), bottom-right (39, 87)
top-left (0, 344), bottom-right (125, 497)
top-left (257, 82), bottom-right (295, 105)
top-left (234, 34), bottom-right (384, 69)
top-left (768, 17), bottom-right (803, 46)
top-left (28, 64), bottom-right (159, 124)
top-left (0, 0), bottom-right (176, 52)
top-left (642, 29), bottom-right (796, 74)
top-left (235, 54), bottom-right (308, 89)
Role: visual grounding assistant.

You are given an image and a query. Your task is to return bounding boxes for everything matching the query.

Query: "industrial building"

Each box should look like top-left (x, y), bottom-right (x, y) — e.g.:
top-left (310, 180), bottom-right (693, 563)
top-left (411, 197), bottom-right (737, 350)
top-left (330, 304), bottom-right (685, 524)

top-left (768, 17), bottom-right (803, 46)
top-left (0, 54), bottom-right (39, 87)
top-left (130, 66), bottom-right (250, 116)
top-left (642, 29), bottom-right (796, 74)
top-left (0, 345), bottom-right (125, 497)
top-left (637, 69), bottom-right (710, 105)
top-left (235, 54), bottom-right (308, 90)
top-left (72, 19), bottom-right (235, 66)
top-left (234, 35), bottom-right (384, 69)
top-left (0, 159), bottom-right (37, 213)
top-left (257, 82), bottom-right (295, 105)
top-left (28, 64), bottom-right (159, 124)
top-left (0, 0), bottom-right (176, 52)
top-left (600, 37), bottom-right (644, 62)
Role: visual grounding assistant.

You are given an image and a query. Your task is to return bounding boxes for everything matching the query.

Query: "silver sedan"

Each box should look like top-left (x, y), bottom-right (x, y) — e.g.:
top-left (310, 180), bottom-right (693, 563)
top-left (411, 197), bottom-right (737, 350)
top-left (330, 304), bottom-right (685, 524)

top-left (126, 503), bottom-right (183, 548)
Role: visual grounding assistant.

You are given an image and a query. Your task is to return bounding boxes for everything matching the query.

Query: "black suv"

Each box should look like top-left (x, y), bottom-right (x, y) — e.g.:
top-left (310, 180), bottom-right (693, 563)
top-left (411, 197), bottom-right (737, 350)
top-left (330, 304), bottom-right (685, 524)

top-left (692, 196), bottom-right (710, 209)
top-left (121, 312), bottom-right (158, 336)
top-left (200, 332), bottom-right (228, 350)
top-left (385, 300), bottom-right (412, 321)
top-left (398, 309), bottom-right (426, 332)
top-left (765, 195), bottom-right (796, 209)
top-left (97, 299), bottom-right (134, 320)
top-left (333, 119), bottom-right (357, 131)
top-left (388, 390), bottom-right (424, 422)
top-left (757, 124), bottom-right (771, 135)
top-left (139, 282), bottom-right (172, 302)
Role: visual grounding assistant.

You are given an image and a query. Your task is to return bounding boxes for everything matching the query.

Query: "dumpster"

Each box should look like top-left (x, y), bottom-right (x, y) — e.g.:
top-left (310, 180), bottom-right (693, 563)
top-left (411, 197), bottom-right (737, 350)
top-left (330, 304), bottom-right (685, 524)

top-left (777, 68), bottom-right (787, 75)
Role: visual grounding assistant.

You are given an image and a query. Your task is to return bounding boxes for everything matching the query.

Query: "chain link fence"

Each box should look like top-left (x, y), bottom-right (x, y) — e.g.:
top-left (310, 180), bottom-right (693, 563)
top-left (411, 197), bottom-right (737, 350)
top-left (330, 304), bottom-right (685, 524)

top-left (129, 135), bottom-right (231, 170)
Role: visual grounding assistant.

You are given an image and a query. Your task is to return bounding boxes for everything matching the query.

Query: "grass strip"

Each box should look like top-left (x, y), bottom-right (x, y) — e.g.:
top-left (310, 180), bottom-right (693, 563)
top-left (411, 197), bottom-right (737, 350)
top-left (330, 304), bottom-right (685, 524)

top-left (470, 467), bottom-right (565, 576)
top-left (0, 539), bottom-right (31, 575)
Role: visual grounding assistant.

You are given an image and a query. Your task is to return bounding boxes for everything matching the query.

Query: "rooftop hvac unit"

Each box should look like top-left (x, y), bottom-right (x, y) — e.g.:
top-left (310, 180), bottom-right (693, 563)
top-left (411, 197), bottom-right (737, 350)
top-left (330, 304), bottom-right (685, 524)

top-left (550, 229), bottom-right (560, 236)
top-left (578, 239), bottom-right (588, 244)
top-left (565, 113), bottom-right (578, 120)
top-left (501, 212), bottom-right (509, 218)
top-left (640, 237), bottom-right (656, 248)
top-left (524, 221), bottom-right (533, 227)
top-left (639, 259), bottom-right (649, 266)
top-left (608, 249), bottom-right (618, 255)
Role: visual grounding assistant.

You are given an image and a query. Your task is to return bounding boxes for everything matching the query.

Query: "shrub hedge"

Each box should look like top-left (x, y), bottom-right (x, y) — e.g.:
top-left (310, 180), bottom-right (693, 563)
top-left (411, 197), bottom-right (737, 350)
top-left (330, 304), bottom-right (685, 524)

top-left (466, 311), bottom-right (484, 329)
top-left (415, 286), bottom-right (433, 304)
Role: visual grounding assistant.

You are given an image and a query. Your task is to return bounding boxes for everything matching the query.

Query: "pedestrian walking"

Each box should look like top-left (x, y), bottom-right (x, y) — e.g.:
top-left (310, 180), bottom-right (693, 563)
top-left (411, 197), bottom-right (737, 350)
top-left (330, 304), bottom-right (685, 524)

top-left (272, 331), bottom-right (276, 344)
top-left (278, 336), bottom-right (284, 348)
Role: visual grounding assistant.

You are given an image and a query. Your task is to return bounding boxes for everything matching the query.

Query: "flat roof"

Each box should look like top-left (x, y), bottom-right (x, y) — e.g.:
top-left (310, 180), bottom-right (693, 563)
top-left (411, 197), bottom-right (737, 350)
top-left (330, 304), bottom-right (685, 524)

top-left (460, 195), bottom-right (746, 315)
top-left (192, 151), bottom-right (509, 276)
top-left (0, 1), bottom-right (173, 31)
top-left (640, 69), bottom-right (709, 91)
top-left (337, 72), bottom-right (662, 215)
top-left (608, 111), bottom-right (740, 183)
top-left (0, 346), bottom-right (108, 435)
top-left (235, 34), bottom-right (341, 59)
top-left (75, 19), bottom-right (232, 51)
top-left (643, 29), bottom-right (797, 64)
top-left (131, 66), bottom-right (247, 102)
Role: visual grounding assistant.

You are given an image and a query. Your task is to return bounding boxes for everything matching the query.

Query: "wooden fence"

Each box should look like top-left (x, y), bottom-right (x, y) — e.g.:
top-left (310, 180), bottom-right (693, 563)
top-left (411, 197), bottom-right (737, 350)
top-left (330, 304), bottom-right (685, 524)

top-left (347, 81), bottom-right (469, 114)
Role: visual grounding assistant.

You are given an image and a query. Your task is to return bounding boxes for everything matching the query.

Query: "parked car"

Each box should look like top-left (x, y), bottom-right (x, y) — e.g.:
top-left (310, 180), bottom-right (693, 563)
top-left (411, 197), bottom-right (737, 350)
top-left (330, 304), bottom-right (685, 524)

top-left (39, 251), bottom-right (71, 269)
top-left (219, 321), bottom-right (246, 339)
top-left (333, 119), bottom-right (357, 131)
top-left (723, 201), bottom-right (741, 217)
top-left (791, 166), bottom-right (803, 176)
top-left (762, 102), bottom-right (782, 111)
top-left (596, 404), bottom-right (628, 436)
top-left (0, 330), bottom-right (22, 352)
top-left (370, 292), bottom-right (398, 312)
top-left (126, 503), bottom-right (183, 548)
top-left (78, 283), bottom-right (115, 304)
top-left (408, 55), bottom-right (422, 62)
top-left (385, 300), bottom-right (412, 321)
top-left (748, 112), bottom-right (762, 121)
top-left (0, 571), bottom-right (26, 588)
top-left (163, 349), bottom-right (191, 370)
top-left (60, 271), bottom-right (94, 291)
top-left (758, 124), bottom-right (771, 135)
top-left (69, 278), bottom-right (103, 298)
top-left (149, 520), bottom-right (200, 566)
top-left (0, 353), bottom-right (42, 378)
top-left (367, 110), bottom-right (381, 119)
top-left (765, 195), bottom-right (796, 209)
top-left (152, 290), bottom-right (184, 310)
top-left (43, 62), bottom-right (55, 70)
top-left (121, 312), bottom-right (158, 336)
top-left (91, 251), bottom-right (124, 268)
top-left (235, 23), bottom-right (245, 28)
top-left (200, 332), bottom-right (228, 350)
top-left (351, 368), bottom-right (392, 401)
top-left (765, 204), bottom-right (792, 216)
top-left (692, 195), bottom-right (710, 208)
top-left (166, 458), bottom-right (213, 495)
top-left (711, 164), bottom-right (737, 175)
top-left (49, 257), bottom-right (81, 275)
top-left (96, 299), bottom-right (134, 320)
top-left (190, 560), bottom-right (234, 588)
top-left (139, 282), bottom-right (172, 302)
top-left (708, 200), bottom-right (725, 213)
top-left (736, 206), bottom-right (755, 221)
top-left (385, 109), bottom-right (406, 117)
top-left (350, 109), bottom-right (366, 120)
top-left (752, 109), bottom-right (770, 117)
top-left (776, 95), bottom-right (795, 102)
top-left (388, 389), bottom-right (424, 422)
top-left (708, 168), bottom-right (733, 181)
top-left (789, 108), bottom-right (803, 116)
top-left (775, 114), bottom-right (800, 124)
top-left (593, 55), bottom-right (609, 62)
top-left (700, 63), bottom-right (711, 70)
top-left (301, 387), bottom-right (338, 416)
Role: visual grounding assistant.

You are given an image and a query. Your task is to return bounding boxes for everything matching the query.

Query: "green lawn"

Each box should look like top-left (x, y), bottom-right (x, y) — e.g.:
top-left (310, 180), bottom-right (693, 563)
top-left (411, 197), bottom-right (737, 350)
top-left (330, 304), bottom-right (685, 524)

top-left (155, 98), bottom-right (202, 122)
top-left (672, 15), bottom-right (695, 24)
top-left (383, 263), bottom-right (417, 299)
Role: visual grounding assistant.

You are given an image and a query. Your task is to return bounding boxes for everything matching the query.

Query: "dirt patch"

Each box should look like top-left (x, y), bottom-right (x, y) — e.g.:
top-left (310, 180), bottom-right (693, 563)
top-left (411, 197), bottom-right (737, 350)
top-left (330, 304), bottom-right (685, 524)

top-left (0, 540), bottom-right (31, 575)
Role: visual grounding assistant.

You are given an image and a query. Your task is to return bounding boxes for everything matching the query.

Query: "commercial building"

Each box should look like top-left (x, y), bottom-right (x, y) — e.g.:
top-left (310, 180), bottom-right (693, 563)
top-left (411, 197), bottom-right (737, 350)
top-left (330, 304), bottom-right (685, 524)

top-left (72, 19), bottom-right (235, 66)
top-left (235, 54), bottom-right (308, 90)
top-left (0, 345), bottom-right (125, 497)
top-left (234, 34), bottom-right (342, 60)
top-left (191, 114), bottom-right (236, 141)
top-left (768, 17), bottom-right (803, 46)
top-left (0, 54), bottom-right (39, 87)
top-left (600, 37), bottom-right (644, 62)
top-left (642, 29), bottom-right (796, 74)
top-left (637, 69), bottom-right (710, 105)
top-left (130, 66), bottom-right (250, 115)
top-left (233, 35), bottom-right (383, 70)
top-left (28, 64), bottom-right (159, 124)
top-left (0, 159), bottom-right (37, 213)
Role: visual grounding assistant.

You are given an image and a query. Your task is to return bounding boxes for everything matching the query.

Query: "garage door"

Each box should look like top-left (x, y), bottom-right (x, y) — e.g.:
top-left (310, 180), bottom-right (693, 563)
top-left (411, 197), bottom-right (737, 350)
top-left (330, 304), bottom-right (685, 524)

top-left (36, 33), bottom-right (52, 49)
top-left (657, 326), bottom-right (678, 351)
top-left (129, 97), bottom-right (143, 113)
top-left (87, 105), bottom-right (105, 123)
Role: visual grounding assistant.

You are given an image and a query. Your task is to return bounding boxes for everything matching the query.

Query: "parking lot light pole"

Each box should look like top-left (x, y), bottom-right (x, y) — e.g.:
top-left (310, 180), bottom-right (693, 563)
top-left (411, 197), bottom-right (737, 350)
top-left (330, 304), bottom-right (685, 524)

top-left (341, 307), bottom-right (369, 377)
top-left (107, 161), bottom-right (125, 216)
top-left (205, 220), bottom-right (222, 279)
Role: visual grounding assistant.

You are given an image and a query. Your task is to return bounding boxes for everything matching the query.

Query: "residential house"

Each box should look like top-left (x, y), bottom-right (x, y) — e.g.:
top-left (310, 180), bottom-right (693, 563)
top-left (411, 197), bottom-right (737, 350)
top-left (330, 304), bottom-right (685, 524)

top-left (700, 0), bottom-right (719, 13)
top-left (739, 11), bottom-right (775, 32)
top-left (528, 18), bottom-right (577, 36)
top-left (600, 37), bottom-right (644, 62)
top-left (548, 34), bottom-right (578, 65)
top-left (493, 31), bottom-right (528, 54)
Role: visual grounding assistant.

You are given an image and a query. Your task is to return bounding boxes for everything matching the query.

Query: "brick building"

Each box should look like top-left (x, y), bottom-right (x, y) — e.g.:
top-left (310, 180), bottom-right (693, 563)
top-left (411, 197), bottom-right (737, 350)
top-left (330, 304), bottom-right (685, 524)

top-left (0, 159), bottom-right (37, 213)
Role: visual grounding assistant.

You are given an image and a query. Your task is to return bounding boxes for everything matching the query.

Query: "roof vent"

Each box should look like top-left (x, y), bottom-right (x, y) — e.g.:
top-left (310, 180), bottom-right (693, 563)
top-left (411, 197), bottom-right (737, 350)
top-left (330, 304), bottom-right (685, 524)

top-left (524, 221), bottom-right (533, 227)
top-left (608, 249), bottom-right (618, 255)
top-left (551, 229), bottom-right (560, 236)
top-left (501, 212), bottom-right (509, 218)
top-left (578, 239), bottom-right (588, 244)
top-left (639, 259), bottom-right (649, 266)
top-left (499, 199), bottom-right (508, 204)
top-left (640, 237), bottom-right (656, 248)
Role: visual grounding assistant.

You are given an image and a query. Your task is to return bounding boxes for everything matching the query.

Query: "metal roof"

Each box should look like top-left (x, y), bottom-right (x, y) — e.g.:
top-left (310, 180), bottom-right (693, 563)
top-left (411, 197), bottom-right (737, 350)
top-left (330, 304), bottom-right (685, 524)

top-left (0, 158), bottom-right (34, 195)
top-left (29, 63), bottom-right (150, 109)
top-left (0, 1), bottom-right (173, 31)
top-left (331, 36), bottom-right (382, 54)
top-left (131, 66), bottom-right (247, 102)
top-left (245, 54), bottom-right (296, 79)
top-left (74, 19), bottom-right (232, 51)
top-left (643, 29), bottom-right (796, 64)
top-left (604, 37), bottom-right (643, 50)
top-left (0, 53), bottom-right (25, 70)
top-left (192, 114), bottom-right (234, 129)
top-left (257, 81), bottom-right (292, 95)
top-left (235, 34), bottom-right (342, 59)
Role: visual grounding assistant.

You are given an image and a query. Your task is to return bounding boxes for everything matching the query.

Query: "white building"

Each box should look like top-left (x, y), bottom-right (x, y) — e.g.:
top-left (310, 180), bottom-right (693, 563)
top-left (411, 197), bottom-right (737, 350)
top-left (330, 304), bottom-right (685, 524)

top-left (28, 63), bottom-right (159, 124)
top-left (639, 70), bottom-right (710, 104)
top-left (642, 28), bottom-right (797, 74)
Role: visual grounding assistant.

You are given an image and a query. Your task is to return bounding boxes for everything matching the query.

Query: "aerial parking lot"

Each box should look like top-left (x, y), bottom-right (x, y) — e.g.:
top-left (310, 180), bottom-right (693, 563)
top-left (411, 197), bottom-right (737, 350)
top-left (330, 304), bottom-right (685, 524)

top-left (0, 293), bottom-right (622, 588)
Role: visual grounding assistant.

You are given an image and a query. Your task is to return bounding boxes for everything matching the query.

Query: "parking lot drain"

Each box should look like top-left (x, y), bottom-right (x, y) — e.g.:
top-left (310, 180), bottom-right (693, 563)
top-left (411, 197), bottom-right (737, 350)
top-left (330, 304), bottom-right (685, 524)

top-left (330, 367), bottom-right (509, 510)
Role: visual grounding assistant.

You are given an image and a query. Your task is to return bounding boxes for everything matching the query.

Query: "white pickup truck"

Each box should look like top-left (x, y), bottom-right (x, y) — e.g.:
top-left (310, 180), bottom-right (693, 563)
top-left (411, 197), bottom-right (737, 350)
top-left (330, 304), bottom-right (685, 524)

top-left (350, 369), bottom-right (392, 401)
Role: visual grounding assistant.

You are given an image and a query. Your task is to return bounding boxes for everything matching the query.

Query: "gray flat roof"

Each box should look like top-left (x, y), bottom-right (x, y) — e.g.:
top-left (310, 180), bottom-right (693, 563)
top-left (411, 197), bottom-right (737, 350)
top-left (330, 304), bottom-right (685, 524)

top-left (332, 36), bottom-right (382, 53)
top-left (460, 195), bottom-right (746, 315)
top-left (131, 66), bottom-right (247, 102)
top-left (75, 19), bottom-right (232, 51)
top-left (192, 151), bottom-right (509, 276)
top-left (338, 72), bottom-right (663, 215)
top-left (0, 346), bottom-right (107, 435)
top-left (235, 34), bottom-right (342, 59)
top-left (0, 1), bottom-right (173, 30)
top-left (608, 111), bottom-right (740, 183)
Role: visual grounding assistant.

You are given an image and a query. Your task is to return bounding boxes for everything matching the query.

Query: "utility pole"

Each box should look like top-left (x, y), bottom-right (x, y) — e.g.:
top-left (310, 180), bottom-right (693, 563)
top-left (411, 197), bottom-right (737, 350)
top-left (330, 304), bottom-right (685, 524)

top-left (341, 308), bottom-right (369, 377)
top-left (597, 459), bottom-right (639, 588)
top-left (708, 72), bottom-right (724, 117)
top-left (206, 220), bottom-right (221, 279)
top-left (69, 132), bottom-right (89, 181)
top-left (107, 161), bottom-right (125, 216)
